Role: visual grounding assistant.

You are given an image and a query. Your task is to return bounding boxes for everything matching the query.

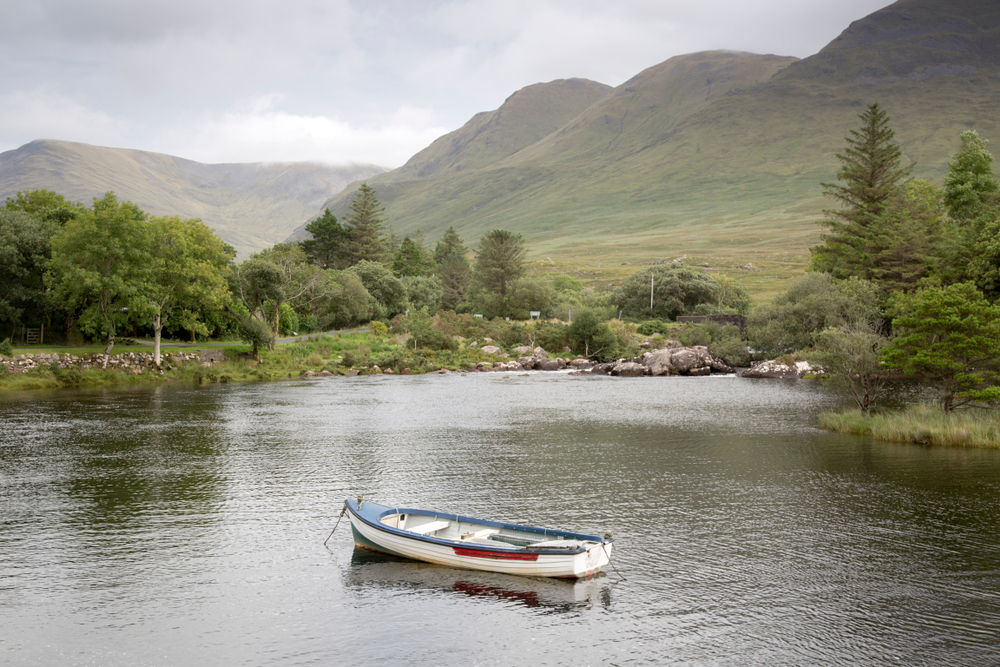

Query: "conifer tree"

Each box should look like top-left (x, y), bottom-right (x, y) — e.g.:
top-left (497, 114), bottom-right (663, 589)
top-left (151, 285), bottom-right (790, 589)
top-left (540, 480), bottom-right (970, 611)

top-left (944, 130), bottom-right (999, 223)
top-left (810, 102), bottom-right (913, 279)
top-left (433, 226), bottom-right (468, 264)
top-left (301, 208), bottom-right (350, 269)
top-left (392, 232), bottom-right (435, 277)
top-left (344, 183), bottom-right (387, 265)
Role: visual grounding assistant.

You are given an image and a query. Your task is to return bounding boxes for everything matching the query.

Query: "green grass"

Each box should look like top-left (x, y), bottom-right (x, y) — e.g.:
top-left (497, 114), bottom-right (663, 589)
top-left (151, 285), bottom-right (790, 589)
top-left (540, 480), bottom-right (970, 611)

top-left (819, 404), bottom-right (1000, 448)
top-left (0, 332), bottom-right (507, 394)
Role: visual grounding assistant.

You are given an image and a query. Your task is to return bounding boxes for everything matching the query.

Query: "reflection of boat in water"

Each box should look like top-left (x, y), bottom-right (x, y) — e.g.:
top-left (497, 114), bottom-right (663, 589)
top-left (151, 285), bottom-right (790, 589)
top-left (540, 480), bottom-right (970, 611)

top-left (345, 498), bottom-right (614, 578)
top-left (345, 549), bottom-right (612, 612)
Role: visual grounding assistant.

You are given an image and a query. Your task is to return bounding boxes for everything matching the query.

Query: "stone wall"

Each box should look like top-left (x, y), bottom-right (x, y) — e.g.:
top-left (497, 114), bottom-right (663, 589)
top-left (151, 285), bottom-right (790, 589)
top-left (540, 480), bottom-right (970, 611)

top-left (2, 350), bottom-right (220, 375)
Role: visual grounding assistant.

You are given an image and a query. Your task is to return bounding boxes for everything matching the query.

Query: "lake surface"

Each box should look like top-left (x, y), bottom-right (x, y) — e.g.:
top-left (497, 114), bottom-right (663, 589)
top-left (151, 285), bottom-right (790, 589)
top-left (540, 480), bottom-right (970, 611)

top-left (3, 373), bottom-right (1000, 666)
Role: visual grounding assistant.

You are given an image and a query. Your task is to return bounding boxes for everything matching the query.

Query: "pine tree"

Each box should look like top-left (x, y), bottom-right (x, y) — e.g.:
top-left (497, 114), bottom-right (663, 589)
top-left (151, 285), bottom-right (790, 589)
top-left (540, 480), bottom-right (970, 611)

top-left (944, 130), bottom-right (999, 223)
top-left (810, 102), bottom-right (913, 279)
top-left (344, 183), bottom-right (387, 265)
top-left (433, 226), bottom-right (468, 265)
top-left (301, 209), bottom-right (350, 269)
top-left (392, 234), bottom-right (435, 277)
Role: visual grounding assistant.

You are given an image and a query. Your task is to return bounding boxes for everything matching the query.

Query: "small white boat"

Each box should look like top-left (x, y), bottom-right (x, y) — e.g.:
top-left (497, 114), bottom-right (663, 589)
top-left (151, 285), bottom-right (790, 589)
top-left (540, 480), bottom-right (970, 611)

top-left (344, 498), bottom-right (614, 579)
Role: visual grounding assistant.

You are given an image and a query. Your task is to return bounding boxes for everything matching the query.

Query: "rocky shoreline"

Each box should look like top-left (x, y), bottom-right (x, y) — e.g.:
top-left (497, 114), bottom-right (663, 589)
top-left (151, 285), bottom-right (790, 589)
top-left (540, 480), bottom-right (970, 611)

top-left (3, 345), bottom-right (823, 381)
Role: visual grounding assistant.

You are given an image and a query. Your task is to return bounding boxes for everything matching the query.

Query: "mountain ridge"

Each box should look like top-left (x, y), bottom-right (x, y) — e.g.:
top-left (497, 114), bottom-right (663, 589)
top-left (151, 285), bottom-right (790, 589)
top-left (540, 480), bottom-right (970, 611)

top-left (284, 0), bottom-right (1000, 299)
top-left (0, 139), bottom-right (385, 257)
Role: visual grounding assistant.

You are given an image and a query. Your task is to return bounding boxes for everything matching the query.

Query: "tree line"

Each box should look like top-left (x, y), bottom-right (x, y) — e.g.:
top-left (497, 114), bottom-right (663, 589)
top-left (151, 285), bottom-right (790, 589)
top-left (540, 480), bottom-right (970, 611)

top-left (746, 103), bottom-right (1000, 412)
top-left (8, 181), bottom-right (725, 363)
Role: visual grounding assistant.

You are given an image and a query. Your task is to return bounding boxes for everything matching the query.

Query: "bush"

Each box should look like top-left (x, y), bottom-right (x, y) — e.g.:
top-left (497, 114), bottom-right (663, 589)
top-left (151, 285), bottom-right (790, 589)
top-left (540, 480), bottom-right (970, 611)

top-left (0, 338), bottom-right (12, 357)
top-left (709, 336), bottom-right (750, 367)
top-left (56, 368), bottom-right (83, 386)
top-left (636, 319), bottom-right (670, 336)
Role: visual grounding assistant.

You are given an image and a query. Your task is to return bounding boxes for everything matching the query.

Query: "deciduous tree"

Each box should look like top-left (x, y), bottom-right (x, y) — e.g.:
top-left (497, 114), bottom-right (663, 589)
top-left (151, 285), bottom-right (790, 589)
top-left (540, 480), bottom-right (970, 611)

top-left (810, 320), bottom-right (892, 413)
top-left (0, 209), bottom-right (56, 340)
top-left (47, 192), bottom-right (149, 358)
top-left (346, 259), bottom-right (407, 319)
top-left (135, 216), bottom-right (234, 365)
top-left (610, 265), bottom-right (720, 321)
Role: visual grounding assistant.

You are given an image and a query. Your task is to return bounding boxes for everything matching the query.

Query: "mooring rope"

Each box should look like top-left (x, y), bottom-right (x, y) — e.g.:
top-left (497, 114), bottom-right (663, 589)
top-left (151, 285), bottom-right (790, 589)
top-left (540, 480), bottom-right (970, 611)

top-left (324, 502), bottom-right (348, 547)
top-left (601, 540), bottom-right (626, 581)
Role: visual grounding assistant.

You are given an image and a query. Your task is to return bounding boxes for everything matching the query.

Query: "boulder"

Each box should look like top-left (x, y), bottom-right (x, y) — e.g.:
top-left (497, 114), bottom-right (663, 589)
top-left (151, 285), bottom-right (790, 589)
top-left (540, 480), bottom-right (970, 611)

top-left (316, 370), bottom-right (334, 377)
top-left (589, 363), bottom-right (613, 375)
top-left (688, 366), bottom-right (712, 376)
top-left (612, 361), bottom-right (646, 377)
top-left (539, 360), bottom-right (562, 371)
top-left (741, 360), bottom-right (801, 379)
top-left (518, 356), bottom-right (536, 370)
top-left (513, 346), bottom-right (533, 355)
top-left (533, 347), bottom-right (548, 360)
top-left (200, 349), bottom-right (228, 363)
top-left (569, 358), bottom-right (593, 369)
top-left (401, 368), bottom-right (413, 375)
top-left (641, 349), bottom-right (674, 376)
top-left (480, 345), bottom-right (502, 355)
top-left (669, 348), bottom-right (700, 373)
top-left (710, 359), bottom-right (734, 373)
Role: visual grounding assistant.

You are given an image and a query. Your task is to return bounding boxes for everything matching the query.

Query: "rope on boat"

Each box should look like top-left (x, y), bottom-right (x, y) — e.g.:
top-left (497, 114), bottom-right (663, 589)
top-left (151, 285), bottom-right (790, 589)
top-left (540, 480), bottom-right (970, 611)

top-left (323, 502), bottom-right (349, 547)
top-left (602, 532), bottom-right (626, 581)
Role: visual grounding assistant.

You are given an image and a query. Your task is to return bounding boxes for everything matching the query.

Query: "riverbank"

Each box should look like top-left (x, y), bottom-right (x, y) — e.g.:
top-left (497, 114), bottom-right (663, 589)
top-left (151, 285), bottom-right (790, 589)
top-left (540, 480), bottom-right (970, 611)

top-left (0, 332), bottom-right (524, 393)
top-left (819, 404), bottom-right (1000, 448)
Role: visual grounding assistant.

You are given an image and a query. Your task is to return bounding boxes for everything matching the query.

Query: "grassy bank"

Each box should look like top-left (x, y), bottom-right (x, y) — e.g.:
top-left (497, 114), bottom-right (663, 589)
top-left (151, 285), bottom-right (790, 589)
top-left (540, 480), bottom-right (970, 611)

top-left (0, 332), bottom-right (509, 394)
top-left (819, 404), bottom-right (1000, 448)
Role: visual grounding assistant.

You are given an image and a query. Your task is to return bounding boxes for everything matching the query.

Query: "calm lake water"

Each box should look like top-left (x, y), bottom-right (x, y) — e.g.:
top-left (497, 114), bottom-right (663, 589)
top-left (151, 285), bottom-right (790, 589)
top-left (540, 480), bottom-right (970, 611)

top-left (3, 373), bottom-right (1000, 666)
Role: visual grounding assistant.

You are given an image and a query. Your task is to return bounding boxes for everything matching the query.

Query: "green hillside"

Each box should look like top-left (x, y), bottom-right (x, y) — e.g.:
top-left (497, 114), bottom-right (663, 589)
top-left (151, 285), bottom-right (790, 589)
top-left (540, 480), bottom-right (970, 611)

top-left (0, 140), bottom-right (384, 257)
top-left (291, 0), bottom-right (1000, 299)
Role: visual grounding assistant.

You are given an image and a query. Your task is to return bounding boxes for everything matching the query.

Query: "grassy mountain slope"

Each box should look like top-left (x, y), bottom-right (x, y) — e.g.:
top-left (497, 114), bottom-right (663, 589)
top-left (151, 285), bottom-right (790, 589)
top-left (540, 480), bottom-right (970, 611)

top-left (0, 140), bottom-right (384, 257)
top-left (291, 0), bottom-right (1000, 299)
top-left (390, 78), bottom-right (612, 180)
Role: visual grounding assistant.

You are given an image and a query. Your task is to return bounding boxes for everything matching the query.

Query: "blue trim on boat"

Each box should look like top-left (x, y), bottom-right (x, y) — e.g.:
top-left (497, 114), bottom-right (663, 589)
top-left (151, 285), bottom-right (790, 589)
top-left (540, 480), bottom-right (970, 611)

top-left (345, 499), bottom-right (611, 555)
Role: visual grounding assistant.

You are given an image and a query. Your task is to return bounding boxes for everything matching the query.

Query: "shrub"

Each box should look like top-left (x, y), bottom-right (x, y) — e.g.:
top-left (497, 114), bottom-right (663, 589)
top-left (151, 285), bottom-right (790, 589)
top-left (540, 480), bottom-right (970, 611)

top-left (0, 338), bottom-right (12, 357)
top-left (636, 319), bottom-right (670, 336)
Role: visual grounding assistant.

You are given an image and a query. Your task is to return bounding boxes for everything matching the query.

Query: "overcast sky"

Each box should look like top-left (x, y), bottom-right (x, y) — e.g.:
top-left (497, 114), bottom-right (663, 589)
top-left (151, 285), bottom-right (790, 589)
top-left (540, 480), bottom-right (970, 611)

top-left (0, 0), bottom-right (891, 169)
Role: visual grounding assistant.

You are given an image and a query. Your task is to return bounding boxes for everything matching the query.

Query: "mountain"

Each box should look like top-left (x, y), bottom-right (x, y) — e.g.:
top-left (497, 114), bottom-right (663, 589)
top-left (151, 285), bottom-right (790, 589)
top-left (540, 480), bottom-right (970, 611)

top-left (0, 140), bottom-right (384, 257)
top-left (289, 0), bottom-right (1000, 297)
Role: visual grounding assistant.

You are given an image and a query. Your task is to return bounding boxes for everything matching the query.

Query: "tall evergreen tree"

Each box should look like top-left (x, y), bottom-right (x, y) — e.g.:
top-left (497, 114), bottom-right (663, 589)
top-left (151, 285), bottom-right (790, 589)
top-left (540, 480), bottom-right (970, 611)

top-left (474, 230), bottom-right (526, 299)
top-left (392, 233), bottom-right (435, 277)
top-left (438, 251), bottom-right (472, 311)
top-left (938, 131), bottom-right (1000, 287)
top-left (810, 102), bottom-right (913, 279)
top-left (433, 226), bottom-right (468, 264)
top-left (943, 130), bottom-right (999, 223)
top-left (344, 183), bottom-right (387, 265)
top-left (300, 208), bottom-right (350, 269)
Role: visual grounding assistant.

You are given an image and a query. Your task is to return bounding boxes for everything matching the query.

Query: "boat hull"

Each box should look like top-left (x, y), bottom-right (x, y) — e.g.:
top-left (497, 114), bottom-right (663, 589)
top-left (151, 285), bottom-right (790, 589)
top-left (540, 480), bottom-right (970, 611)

top-left (345, 499), bottom-right (612, 579)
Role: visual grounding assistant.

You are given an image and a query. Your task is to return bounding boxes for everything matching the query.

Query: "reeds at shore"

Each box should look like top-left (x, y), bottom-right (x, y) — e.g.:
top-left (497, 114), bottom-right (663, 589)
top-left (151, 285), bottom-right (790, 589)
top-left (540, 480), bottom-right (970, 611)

top-left (820, 403), bottom-right (1000, 448)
